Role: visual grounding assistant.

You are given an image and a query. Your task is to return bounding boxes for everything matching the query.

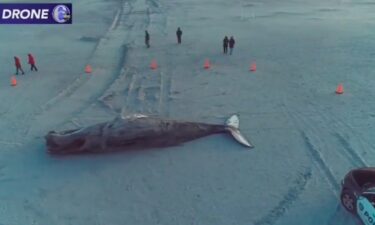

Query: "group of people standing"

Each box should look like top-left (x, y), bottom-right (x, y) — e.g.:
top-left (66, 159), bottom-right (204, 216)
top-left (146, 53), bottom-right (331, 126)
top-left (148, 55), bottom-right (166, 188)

top-left (144, 28), bottom-right (236, 55)
top-left (223, 36), bottom-right (235, 55)
top-left (14, 53), bottom-right (38, 75)
top-left (145, 27), bottom-right (183, 48)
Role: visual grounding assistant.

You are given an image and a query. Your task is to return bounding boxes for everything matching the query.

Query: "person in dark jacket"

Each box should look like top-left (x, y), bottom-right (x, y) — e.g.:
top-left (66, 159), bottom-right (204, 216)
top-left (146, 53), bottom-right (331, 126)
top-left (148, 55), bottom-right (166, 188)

top-left (176, 27), bottom-right (182, 44)
top-left (229, 36), bottom-right (235, 55)
top-left (14, 56), bottom-right (25, 75)
top-left (28, 53), bottom-right (38, 71)
top-left (223, 36), bottom-right (229, 54)
top-left (145, 30), bottom-right (150, 48)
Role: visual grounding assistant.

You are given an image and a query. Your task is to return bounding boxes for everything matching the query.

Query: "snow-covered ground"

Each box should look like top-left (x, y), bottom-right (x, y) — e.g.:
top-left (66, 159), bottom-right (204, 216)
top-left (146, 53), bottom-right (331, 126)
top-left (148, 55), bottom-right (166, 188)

top-left (1, 0), bottom-right (375, 224)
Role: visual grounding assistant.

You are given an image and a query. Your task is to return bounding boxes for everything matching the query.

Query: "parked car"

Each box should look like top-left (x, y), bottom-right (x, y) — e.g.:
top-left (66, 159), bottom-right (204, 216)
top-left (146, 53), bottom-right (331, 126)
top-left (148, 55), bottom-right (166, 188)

top-left (341, 167), bottom-right (375, 225)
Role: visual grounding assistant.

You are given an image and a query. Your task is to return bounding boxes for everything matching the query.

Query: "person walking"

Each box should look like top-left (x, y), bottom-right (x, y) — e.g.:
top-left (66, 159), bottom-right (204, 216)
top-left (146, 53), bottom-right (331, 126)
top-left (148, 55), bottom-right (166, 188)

top-left (223, 36), bottom-right (229, 54)
top-left (229, 36), bottom-right (235, 55)
top-left (14, 56), bottom-right (25, 75)
top-left (28, 53), bottom-right (38, 71)
top-left (145, 30), bottom-right (150, 48)
top-left (176, 27), bottom-right (183, 44)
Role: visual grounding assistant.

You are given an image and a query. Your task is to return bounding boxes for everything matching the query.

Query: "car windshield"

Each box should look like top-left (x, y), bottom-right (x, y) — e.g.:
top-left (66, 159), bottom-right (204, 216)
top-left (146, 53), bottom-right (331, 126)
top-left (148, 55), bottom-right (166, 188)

top-left (352, 169), bottom-right (375, 190)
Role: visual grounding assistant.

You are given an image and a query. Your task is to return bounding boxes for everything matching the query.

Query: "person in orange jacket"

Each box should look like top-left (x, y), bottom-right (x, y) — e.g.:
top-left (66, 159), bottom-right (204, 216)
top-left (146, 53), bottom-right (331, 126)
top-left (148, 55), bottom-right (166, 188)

top-left (28, 53), bottom-right (38, 71)
top-left (14, 56), bottom-right (25, 75)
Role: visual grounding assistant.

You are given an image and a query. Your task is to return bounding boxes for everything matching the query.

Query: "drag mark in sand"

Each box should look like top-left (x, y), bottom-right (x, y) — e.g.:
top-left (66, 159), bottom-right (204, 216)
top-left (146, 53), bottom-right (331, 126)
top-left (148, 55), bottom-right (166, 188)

top-left (98, 0), bottom-right (171, 116)
top-left (159, 70), bottom-right (172, 116)
top-left (354, 2), bottom-right (375, 5)
top-left (21, 0), bottom-right (136, 135)
top-left (146, 0), bottom-right (171, 115)
top-left (333, 133), bottom-right (367, 167)
top-left (281, 101), bottom-right (341, 195)
top-left (120, 68), bottom-right (170, 115)
top-left (126, 69), bottom-right (144, 113)
top-left (281, 89), bottom-right (371, 224)
top-left (300, 131), bottom-right (340, 192)
top-left (38, 0), bottom-right (127, 114)
top-left (55, 39), bottom-right (129, 127)
top-left (106, 0), bottom-right (170, 116)
top-left (308, 105), bottom-right (372, 167)
top-left (254, 168), bottom-right (313, 225)
top-left (99, 67), bottom-right (135, 113)
top-left (109, 7), bottom-right (123, 31)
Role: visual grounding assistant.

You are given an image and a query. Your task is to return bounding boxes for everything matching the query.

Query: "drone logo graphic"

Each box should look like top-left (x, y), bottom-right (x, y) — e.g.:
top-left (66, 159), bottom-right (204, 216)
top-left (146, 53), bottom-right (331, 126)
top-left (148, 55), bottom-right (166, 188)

top-left (52, 4), bottom-right (71, 23)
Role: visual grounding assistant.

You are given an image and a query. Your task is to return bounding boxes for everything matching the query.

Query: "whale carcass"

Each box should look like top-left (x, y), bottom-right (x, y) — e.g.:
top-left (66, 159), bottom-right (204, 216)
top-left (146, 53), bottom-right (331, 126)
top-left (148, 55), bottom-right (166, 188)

top-left (45, 114), bottom-right (253, 154)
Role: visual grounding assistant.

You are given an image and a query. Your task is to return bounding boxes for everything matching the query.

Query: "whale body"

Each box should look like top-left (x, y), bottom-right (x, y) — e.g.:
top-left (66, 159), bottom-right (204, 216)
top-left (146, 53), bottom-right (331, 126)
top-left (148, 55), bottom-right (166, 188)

top-left (45, 114), bottom-right (253, 154)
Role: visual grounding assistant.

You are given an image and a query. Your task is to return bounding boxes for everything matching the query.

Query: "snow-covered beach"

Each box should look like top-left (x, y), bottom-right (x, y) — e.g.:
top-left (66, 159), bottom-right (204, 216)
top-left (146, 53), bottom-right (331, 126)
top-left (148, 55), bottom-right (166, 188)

top-left (1, 0), bottom-right (375, 224)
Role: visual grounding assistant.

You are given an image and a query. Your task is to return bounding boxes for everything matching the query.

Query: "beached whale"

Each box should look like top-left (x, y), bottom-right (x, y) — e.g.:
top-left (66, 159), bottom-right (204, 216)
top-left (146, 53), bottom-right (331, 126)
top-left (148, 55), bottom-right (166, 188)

top-left (45, 114), bottom-right (253, 154)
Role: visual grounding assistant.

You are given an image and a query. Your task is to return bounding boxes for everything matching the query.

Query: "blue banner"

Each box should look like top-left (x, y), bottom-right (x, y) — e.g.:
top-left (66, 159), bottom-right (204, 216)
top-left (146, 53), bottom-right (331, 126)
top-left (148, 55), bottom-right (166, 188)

top-left (0, 3), bottom-right (72, 24)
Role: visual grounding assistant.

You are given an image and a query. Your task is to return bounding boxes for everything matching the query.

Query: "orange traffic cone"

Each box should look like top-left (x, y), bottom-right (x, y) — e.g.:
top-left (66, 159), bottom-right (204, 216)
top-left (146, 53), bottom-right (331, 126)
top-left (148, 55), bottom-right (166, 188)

top-left (11, 76), bottom-right (17, 86)
top-left (85, 65), bottom-right (92, 73)
top-left (336, 83), bottom-right (344, 94)
top-left (250, 62), bottom-right (256, 72)
top-left (204, 59), bottom-right (211, 69)
top-left (150, 60), bottom-right (158, 70)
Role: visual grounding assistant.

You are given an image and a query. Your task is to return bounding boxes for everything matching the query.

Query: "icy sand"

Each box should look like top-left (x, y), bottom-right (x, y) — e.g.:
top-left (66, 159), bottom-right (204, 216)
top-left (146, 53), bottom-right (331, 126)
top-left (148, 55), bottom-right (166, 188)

top-left (1, 0), bottom-right (375, 224)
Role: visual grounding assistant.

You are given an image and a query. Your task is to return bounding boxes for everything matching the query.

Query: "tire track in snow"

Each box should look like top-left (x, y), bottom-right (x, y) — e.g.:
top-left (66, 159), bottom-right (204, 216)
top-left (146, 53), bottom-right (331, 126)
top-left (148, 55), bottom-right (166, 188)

top-left (303, 104), bottom-right (368, 168)
top-left (333, 133), bottom-right (367, 167)
top-left (125, 69), bottom-right (144, 114)
top-left (322, 110), bottom-right (373, 166)
top-left (144, 73), bottom-right (163, 115)
top-left (120, 68), bottom-right (137, 114)
top-left (39, 1), bottom-right (126, 113)
top-left (24, 0), bottom-right (134, 135)
top-left (281, 101), bottom-right (341, 195)
top-left (277, 103), bottom-right (352, 224)
top-left (247, 99), bottom-right (317, 225)
top-left (111, 61), bottom-right (160, 115)
top-left (305, 102), bottom-right (370, 168)
top-left (300, 131), bottom-right (340, 191)
top-left (64, 38), bottom-right (130, 123)
top-left (110, 6), bottom-right (123, 31)
top-left (279, 85), bottom-right (371, 225)
top-left (99, 67), bottom-right (134, 113)
top-left (254, 168), bottom-right (313, 225)
top-left (96, 0), bottom-right (162, 116)
top-left (22, 0), bottom-right (130, 135)
top-left (146, 0), bottom-right (171, 115)
top-left (159, 71), bottom-right (172, 116)
top-left (281, 97), bottom-right (369, 224)
top-left (282, 94), bottom-right (369, 188)
top-left (120, 66), bottom-right (165, 115)
top-left (301, 106), bottom-right (369, 225)
top-left (106, 0), bottom-right (171, 116)
top-left (113, 65), bottom-right (169, 116)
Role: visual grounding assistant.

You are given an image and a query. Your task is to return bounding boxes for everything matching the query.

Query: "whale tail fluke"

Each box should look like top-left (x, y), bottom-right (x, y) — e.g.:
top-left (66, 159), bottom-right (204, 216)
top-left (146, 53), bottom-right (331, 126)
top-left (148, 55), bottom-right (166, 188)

top-left (225, 115), bottom-right (254, 148)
